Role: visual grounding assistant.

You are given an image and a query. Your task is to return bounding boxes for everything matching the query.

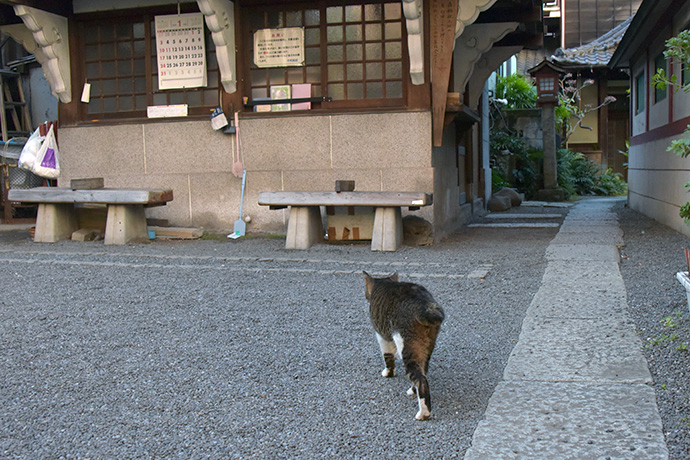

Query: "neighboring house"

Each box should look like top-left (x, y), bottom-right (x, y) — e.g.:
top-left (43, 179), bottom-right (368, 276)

top-left (514, 0), bottom-right (641, 76)
top-left (0, 0), bottom-right (543, 241)
top-left (610, 0), bottom-right (690, 238)
top-left (551, 16), bottom-right (633, 178)
top-left (561, 0), bottom-right (640, 49)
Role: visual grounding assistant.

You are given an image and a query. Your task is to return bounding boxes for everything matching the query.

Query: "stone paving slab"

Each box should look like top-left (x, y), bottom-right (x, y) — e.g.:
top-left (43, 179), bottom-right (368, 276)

top-left (522, 201), bottom-right (574, 208)
top-left (464, 198), bottom-right (667, 460)
top-left (503, 316), bottom-right (652, 383)
top-left (563, 215), bottom-right (619, 223)
top-left (550, 231), bottom-right (624, 246)
top-left (541, 261), bottom-right (627, 293)
top-left (546, 243), bottom-right (620, 262)
top-left (464, 381), bottom-right (668, 460)
top-left (556, 225), bottom-right (624, 239)
top-left (526, 284), bottom-right (629, 319)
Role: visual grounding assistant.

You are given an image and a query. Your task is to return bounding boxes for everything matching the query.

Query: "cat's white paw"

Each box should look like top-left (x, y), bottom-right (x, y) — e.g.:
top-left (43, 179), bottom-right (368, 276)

top-left (415, 409), bottom-right (431, 421)
top-left (406, 386), bottom-right (416, 397)
top-left (415, 398), bottom-right (430, 420)
top-left (381, 368), bottom-right (395, 377)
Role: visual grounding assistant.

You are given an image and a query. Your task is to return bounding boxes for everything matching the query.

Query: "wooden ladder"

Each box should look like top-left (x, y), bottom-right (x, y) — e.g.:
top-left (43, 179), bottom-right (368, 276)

top-left (1, 69), bottom-right (33, 224)
top-left (0, 69), bottom-right (32, 142)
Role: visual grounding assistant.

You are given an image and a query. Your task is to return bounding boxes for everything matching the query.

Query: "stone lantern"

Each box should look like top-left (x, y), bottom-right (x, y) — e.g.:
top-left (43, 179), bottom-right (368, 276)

top-left (529, 59), bottom-right (568, 201)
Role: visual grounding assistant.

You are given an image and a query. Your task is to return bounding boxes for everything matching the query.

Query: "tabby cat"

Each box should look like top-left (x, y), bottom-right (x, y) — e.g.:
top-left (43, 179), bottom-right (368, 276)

top-left (363, 271), bottom-right (445, 421)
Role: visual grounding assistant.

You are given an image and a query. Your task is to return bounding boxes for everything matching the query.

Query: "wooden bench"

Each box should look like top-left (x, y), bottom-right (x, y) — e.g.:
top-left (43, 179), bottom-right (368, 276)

top-left (7, 187), bottom-right (173, 245)
top-left (258, 191), bottom-right (432, 251)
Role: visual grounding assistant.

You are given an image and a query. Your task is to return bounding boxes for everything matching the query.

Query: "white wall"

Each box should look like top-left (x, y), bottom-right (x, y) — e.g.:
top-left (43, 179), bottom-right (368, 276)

top-left (626, 10), bottom-right (690, 238)
top-left (628, 134), bottom-right (690, 238)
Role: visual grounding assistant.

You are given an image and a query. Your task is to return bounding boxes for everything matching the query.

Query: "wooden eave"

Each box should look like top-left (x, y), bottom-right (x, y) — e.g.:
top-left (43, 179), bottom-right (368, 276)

top-left (609, 0), bottom-right (677, 68)
top-left (0, 0), bottom-right (73, 20)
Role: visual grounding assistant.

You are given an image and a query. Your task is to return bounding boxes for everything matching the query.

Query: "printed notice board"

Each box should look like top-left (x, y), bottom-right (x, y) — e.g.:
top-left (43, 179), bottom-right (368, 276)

top-left (254, 27), bottom-right (304, 68)
top-left (155, 13), bottom-right (207, 90)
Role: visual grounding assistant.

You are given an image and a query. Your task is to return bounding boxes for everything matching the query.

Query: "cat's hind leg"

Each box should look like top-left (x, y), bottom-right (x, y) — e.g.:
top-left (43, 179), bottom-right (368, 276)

top-left (402, 353), bottom-right (431, 421)
top-left (376, 333), bottom-right (397, 377)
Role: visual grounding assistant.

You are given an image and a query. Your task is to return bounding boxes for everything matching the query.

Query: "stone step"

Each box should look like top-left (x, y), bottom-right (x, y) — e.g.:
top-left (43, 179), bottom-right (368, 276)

top-left (468, 222), bottom-right (561, 228)
top-left (485, 213), bottom-right (562, 220)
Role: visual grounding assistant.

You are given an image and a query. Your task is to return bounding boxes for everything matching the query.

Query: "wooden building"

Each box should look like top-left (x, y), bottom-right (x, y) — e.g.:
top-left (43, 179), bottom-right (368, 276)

top-left (552, 16), bottom-right (633, 178)
top-left (610, 0), bottom-right (690, 237)
top-left (0, 0), bottom-right (542, 241)
top-left (562, 0), bottom-right (641, 49)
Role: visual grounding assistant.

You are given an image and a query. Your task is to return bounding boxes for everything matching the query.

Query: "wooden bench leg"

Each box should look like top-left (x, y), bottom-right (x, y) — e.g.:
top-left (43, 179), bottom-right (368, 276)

top-left (34, 203), bottom-right (78, 242)
top-left (105, 204), bottom-right (149, 245)
top-left (371, 207), bottom-right (403, 251)
top-left (285, 206), bottom-right (323, 249)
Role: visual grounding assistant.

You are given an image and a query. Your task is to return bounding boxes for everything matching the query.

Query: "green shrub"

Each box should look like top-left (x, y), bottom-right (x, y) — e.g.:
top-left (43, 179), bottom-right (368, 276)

top-left (492, 169), bottom-right (511, 192)
top-left (495, 74), bottom-right (537, 109)
top-left (557, 148), bottom-right (627, 196)
top-left (595, 168), bottom-right (628, 196)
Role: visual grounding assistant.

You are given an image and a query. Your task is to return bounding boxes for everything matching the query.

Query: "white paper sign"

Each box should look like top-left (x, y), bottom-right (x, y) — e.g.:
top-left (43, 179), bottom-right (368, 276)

top-left (155, 13), bottom-right (207, 90)
top-left (254, 27), bottom-right (304, 68)
top-left (147, 104), bottom-right (189, 118)
top-left (81, 82), bottom-right (91, 103)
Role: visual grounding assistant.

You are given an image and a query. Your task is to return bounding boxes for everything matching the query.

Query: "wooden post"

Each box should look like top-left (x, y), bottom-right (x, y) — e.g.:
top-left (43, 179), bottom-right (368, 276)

top-left (429, 0), bottom-right (459, 147)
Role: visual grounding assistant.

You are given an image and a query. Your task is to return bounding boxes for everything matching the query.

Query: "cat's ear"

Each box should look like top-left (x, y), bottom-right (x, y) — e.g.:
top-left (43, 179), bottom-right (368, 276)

top-left (363, 271), bottom-right (375, 300)
top-left (390, 272), bottom-right (399, 282)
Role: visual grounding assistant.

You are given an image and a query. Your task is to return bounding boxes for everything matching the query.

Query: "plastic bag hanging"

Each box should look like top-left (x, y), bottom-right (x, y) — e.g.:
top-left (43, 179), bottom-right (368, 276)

top-left (18, 127), bottom-right (44, 171)
top-left (31, 124), bottom-right (60, 179)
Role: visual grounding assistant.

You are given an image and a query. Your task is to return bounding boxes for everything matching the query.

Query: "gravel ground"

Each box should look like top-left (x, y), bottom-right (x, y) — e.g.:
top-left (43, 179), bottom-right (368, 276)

top-left (0, 213), bottom-right (561, 459)
top-left (2, 200), bottom-right (687, 459)
top-left (618, 204), bottom-right (690, 460)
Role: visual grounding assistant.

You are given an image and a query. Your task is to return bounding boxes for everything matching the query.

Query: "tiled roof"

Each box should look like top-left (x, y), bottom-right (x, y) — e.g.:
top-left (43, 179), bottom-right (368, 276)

top-left (552, 15), bottom-right (634, 68)
top-left (516, 49), bottom-right (551, 75)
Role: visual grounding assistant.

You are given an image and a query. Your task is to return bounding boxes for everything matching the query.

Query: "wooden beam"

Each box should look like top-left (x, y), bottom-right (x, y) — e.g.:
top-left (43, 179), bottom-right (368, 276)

top-left (429, 0), bottom-right (459, 147)
top-left (2, 0), bottom-right (72, 17)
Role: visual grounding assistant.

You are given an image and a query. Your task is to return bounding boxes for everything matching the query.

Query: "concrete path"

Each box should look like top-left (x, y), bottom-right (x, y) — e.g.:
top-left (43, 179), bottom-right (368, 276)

top-left (464, 198), bottom-right (669, 460)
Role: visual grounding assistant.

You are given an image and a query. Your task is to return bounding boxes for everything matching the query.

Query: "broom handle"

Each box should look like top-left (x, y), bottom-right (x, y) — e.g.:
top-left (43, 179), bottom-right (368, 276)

top-left (234, 112), bottom-right (240, 164)
top-left (239, 169), bottom-right (246, 217)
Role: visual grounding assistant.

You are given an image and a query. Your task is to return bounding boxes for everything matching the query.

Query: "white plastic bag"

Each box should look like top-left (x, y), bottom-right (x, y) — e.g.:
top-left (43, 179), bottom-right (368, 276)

top-left (31, 124), bottom-right (60, 179)
top-left (18, 127), bottom-right (44, 171)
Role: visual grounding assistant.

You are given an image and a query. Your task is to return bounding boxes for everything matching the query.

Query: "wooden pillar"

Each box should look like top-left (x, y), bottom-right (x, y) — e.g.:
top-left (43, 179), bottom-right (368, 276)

top-left (429, 0), bottom-right (459, 147)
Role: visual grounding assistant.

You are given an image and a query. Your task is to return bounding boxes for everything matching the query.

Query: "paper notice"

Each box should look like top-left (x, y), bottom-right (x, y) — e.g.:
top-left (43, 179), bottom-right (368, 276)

top-left (81, 82), bottom-right (91, 103)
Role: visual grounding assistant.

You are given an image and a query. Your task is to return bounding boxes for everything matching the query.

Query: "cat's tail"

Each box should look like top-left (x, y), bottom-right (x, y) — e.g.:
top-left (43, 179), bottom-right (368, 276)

top-left (418, 302), bottom-right (445, 325)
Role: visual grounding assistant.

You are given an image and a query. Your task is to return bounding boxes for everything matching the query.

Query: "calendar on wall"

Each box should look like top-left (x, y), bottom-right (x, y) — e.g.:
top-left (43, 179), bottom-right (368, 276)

top-left (155, 13), bottom-right (207, 90)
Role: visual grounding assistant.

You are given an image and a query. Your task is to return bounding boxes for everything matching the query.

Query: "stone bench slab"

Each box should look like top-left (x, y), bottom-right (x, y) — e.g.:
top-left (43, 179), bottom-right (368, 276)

top-left (258, 191), bottom-right (432, 251)
top-left (8, 187), bottom-right (173, 206)
top-left (8, 187), bottom-right (173, 245)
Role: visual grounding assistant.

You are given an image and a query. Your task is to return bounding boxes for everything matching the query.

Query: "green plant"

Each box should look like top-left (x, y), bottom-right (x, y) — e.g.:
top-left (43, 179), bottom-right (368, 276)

top-left (491, 169), bottom-right (511, 192)
top-left (495, 73), bottom-right (537, 109)
top-left (556, 148), bottom-right (627, 197)
top-left (646, 312), bottom-right (688, 350)
top-left (489, 131), bottom-right (541, 197)
top-left (662, 314), bottom-right (680, 328)
top-left (618, 140), bottom-right (629, 169)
